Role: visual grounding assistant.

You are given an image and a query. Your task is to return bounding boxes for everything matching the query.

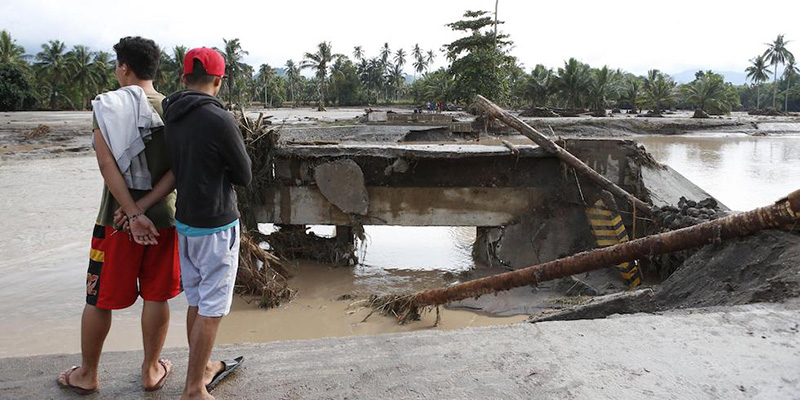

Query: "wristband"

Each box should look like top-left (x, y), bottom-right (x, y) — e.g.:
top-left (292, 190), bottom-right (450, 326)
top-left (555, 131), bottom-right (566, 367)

top-left (128, 212), bottom-right (144, 222)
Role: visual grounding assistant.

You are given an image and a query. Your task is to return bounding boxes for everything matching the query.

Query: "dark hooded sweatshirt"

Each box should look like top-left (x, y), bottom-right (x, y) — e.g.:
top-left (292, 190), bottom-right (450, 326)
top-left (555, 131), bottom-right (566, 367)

top-left (162, 90), bottom-right (252, 228)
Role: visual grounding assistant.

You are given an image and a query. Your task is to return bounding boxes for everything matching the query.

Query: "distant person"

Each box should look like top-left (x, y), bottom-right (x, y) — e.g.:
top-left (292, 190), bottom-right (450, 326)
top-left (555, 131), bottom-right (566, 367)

top-left (162, 47), bottom-right (251, 399)
top-left (57, 36), bottom-right (180, 395)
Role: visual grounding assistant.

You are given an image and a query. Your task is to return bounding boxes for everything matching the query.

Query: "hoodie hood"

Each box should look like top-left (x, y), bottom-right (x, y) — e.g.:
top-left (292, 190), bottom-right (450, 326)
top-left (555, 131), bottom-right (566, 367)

top-left (162, 89), bottom-right (224, 123)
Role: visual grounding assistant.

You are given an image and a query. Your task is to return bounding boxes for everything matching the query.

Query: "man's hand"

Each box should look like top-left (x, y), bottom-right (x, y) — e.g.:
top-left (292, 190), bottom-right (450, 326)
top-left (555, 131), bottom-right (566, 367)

top-left (113, 207), bottom-right (129, 231)
top-left (129, 214), bottom-right (160, 245)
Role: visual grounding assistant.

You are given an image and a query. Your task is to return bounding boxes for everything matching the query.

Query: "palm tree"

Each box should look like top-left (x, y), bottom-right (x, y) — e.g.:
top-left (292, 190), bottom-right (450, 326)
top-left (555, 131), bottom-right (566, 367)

top-left (425, 50), bottom-right (436, 72)
top-left (257, 63), bottom-right (276, 106)
top-left (67, 45), bottom-right (97, 109)
top-left (358, 57), bottom-right (383, 104)
top-left (556, 58), bottom-right (591, 111)
top-left (745, 54), bottom-right (771, 110)
top-left (782, 56), bottom-right (799, 111)
top-left (411, 44), bottom-right (424, 79)
top-left (36, 40), bottom-right (69, 110)
top-left (623, 76), bottom-right (643, 114)
top-left (379, 43), bottom-right (391, 68)
top-left (388, 63), bottom-right (406, 101)
top-left (217, 38), bottom-right (249, 106)
top-left (684, 74), bottom-right (728, 116)
top-left (525, 64), bottom-right (554, 107)
top-left (394, 48), bottom-right (406, 70)
top-left (164, 45), bottom-right (188, 93)
top-left (285, 59), bottom-right (299, 106)
top-left (300, 41), bottom-right (341, 110)
top-left (643, 71), bottom-right (676, 115)
top-left (92, 51), bottom-right (115, 95)
top-left (352, 46), bottom-right (363, 62)
top-left (763, 34), bottom-right (794, 109)
top-left (420, 68), bottom-right (451, 104)
top-left (0, 30), bottom-right (28, 67)
top-left (588, 66), bottom-right (617, 114)
top-left (644, 69), bottom-right (660, 90)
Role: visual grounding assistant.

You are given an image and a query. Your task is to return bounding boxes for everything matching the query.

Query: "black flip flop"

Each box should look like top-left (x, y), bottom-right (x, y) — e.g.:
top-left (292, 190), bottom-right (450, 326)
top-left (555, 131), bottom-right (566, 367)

top-left (206, 356), bottom-right (244, 393)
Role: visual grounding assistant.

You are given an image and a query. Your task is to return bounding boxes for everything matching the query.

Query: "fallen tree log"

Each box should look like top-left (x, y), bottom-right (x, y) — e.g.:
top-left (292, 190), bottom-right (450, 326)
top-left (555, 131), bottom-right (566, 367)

top-left (373, 189), bottom-right (800, 323)
top-left (474, 95), bottom-right (652, 215)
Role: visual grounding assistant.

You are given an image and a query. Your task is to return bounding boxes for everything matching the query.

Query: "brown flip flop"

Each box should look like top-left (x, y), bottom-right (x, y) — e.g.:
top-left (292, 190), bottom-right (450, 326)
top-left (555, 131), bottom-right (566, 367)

top-left (144, 359), bottom-right (172, 392)
top-left (57, 366), bottom-right (98, 395)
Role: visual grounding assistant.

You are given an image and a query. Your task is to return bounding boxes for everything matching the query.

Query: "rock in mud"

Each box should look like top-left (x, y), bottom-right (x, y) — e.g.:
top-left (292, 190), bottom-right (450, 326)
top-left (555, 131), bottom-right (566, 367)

top-left (313, 159), bottom-right (369, 215)
top-left (529, 289), bottom-right (656, 323)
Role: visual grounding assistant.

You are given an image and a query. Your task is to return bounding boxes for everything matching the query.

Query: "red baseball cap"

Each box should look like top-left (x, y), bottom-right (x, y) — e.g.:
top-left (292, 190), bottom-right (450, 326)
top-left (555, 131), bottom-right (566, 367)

top-left (183, 47), bottom-right (226, 77)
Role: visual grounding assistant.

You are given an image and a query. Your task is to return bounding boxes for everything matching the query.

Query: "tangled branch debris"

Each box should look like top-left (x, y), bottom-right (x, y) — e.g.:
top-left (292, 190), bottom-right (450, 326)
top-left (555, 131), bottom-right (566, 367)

top-left (233, 111), bottom-right (295, 309)
top-left (24, 124), bottom-right (51, 140)
top-left (267, 225), bottom-right (359, 267)
top-left (236, 232), bottom-right (296, 308)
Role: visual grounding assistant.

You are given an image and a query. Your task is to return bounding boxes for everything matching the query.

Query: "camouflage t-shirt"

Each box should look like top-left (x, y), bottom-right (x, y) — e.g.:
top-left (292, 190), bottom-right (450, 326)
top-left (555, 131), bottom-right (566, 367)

top-left (93, 92), bottom-right (176, 229)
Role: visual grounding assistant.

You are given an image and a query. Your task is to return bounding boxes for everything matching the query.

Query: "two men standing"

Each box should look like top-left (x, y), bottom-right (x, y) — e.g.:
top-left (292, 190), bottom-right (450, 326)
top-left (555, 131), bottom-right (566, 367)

top-left (58, 38), bottom-right (250, 399)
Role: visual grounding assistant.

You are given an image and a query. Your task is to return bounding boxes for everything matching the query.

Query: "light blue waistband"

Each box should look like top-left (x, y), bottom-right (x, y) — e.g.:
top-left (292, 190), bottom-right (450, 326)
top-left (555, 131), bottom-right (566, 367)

top-left (175, 219), bottom-right (239, 237)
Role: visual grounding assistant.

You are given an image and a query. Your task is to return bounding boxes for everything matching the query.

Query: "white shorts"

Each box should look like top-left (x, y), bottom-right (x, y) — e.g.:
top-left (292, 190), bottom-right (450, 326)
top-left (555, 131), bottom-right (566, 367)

top-left (178, 223), bottom-right (240, 317)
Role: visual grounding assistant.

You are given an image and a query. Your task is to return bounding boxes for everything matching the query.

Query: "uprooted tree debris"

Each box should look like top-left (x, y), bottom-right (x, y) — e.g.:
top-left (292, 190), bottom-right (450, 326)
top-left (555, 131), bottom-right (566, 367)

top-left (372, 189), bottom-right (800, 323)
top-left (233, 111), bottom-right (295, 308)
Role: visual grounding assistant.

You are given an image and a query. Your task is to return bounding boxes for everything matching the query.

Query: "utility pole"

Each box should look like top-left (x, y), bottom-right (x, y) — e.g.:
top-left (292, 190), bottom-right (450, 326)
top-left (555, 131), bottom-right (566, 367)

top-left (494, 0), bottom-right (499, 51)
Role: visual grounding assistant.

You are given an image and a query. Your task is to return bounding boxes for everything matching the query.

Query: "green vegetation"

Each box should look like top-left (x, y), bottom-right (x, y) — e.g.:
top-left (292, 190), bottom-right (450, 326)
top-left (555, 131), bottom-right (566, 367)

top-left (1, 25), bottom-right (798, 113)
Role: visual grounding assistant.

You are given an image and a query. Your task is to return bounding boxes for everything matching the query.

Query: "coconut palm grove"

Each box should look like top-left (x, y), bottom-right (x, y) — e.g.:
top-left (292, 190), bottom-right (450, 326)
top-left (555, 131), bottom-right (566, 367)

top-left (1, 11), bottom-right (798, 115)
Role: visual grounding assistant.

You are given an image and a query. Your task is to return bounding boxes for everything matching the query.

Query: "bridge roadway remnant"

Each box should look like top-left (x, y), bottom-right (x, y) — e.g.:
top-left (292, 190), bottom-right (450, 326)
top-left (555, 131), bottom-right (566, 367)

top-left (253, 137), bottom-right (675, 269)
top-left (259, 139), bottom-right (648, 227)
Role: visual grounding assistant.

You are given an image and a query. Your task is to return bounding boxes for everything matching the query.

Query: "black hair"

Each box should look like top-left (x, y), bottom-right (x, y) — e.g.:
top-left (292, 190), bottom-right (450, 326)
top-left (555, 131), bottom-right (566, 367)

top-left (113, 36), bottom-right (160, 80)
top-left (184, 59), bottom-right (217, 86)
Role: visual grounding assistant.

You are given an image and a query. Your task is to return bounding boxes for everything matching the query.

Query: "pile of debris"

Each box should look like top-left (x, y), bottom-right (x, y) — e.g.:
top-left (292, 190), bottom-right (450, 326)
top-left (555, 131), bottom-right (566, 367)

top-left (265, 225), bottom-right (359, 267)
top-left (650, 197), bottom-right (728, 231)
top-left (233, 111), bottom-right (295, 309)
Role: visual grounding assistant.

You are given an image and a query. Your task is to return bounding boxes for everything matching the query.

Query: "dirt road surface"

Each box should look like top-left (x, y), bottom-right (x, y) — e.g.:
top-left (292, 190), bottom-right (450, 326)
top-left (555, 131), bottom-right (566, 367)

top-left (3, 301), bottom-right (798, 399)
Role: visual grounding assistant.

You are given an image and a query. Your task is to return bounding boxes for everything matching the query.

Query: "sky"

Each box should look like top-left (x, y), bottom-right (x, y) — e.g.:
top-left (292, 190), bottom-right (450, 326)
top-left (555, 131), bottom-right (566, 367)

top-left (2, 0), bottom-right (799, 79)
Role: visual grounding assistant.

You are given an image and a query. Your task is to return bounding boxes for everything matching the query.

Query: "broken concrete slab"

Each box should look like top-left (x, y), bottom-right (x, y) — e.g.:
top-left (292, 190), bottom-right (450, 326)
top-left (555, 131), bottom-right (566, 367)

top-left (529, 288), bottom-right (656, 323)
top-left (642, 164), bottom-right (729, 210)
top-left (313, 159), bottom-right (369, 216)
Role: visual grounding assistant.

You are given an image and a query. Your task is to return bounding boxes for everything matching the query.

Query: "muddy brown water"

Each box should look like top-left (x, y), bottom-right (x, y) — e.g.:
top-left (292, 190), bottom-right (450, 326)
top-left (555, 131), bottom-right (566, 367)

top-left (634, 133), bottom-right (800, 210)
top-left (1, 132), bottom-right (796, 357)
top-left (0, 157), bottom-right (524, 358)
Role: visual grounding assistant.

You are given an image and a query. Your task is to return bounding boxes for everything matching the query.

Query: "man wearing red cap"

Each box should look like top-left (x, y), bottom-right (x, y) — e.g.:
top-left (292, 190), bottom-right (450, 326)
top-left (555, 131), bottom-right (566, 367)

top-left (162, 47), bottom-right (251, 399)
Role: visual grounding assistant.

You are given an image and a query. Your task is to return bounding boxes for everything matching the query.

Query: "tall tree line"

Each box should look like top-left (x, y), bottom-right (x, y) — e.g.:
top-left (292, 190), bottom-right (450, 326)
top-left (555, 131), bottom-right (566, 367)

top-left (1, 27), bottom-right (798, 113)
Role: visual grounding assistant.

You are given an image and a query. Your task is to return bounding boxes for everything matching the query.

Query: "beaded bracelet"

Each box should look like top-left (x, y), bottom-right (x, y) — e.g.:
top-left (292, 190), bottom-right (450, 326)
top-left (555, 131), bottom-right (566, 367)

top-left (128, 212), bottom-right (143, 222)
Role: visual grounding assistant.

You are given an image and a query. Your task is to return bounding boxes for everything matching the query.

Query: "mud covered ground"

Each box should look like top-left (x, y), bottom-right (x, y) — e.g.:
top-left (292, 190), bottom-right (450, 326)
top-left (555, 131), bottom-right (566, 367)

top-left (3, 108), bottom-right (799, 159)
top-left (654, 230), bottom-right (800, 309)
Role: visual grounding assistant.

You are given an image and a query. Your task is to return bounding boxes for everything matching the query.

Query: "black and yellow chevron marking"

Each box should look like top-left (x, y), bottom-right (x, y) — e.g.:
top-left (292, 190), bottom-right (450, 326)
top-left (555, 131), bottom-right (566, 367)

top-left (585, 199), bottom-right (641, 288)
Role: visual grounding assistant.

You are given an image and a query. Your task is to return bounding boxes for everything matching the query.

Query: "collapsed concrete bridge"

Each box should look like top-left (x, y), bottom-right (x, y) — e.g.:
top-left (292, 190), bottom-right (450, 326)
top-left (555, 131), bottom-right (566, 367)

top-left (250, 127), bottom-right (718, 271)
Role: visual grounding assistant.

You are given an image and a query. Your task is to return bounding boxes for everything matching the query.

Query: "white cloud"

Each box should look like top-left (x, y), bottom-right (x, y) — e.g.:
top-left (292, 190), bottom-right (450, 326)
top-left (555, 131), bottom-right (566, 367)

top-left (2, 0), bottom-right (799, 77)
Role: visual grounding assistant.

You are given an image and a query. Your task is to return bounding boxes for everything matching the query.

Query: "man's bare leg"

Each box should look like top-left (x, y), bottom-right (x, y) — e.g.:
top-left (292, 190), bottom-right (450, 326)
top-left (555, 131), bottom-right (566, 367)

top-left (187, 307), bottom-right (225, 384)
top-left (141, 300), bottom-right (172, 388)
top-left (181, 311), bottom-right (223, 399)
top-left (58, 304), bottom-right (111, 390)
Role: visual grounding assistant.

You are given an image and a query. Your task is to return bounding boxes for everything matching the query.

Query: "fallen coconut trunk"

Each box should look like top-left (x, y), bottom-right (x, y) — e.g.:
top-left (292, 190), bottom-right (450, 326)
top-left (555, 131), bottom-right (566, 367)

top-left (474, 94), bottom-right (652, 215)
top-left (376, 189), bottom-right (800, 323)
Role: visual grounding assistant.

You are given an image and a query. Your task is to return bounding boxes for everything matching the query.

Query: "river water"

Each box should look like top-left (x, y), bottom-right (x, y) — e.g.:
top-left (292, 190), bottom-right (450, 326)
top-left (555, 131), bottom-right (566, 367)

top-left (0, 133), bottom-right (796, 357)
top-left (634, 133), bottom-right (800, 210)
